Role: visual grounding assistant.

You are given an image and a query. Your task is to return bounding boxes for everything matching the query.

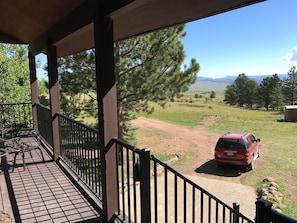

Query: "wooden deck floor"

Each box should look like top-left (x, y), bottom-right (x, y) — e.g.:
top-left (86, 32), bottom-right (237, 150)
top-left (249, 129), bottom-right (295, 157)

top-left (0, 135), bottom-right (101, 223)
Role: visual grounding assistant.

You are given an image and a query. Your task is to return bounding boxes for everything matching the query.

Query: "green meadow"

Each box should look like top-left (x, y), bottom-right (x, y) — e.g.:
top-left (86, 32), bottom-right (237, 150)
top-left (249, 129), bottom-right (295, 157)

top-left (136, 95), bottom-right (297, 217)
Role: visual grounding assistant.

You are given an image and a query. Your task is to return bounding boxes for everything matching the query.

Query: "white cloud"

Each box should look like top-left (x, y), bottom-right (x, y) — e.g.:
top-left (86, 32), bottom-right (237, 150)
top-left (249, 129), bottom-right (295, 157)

top-left (282, 46), bottom-right (297, 61)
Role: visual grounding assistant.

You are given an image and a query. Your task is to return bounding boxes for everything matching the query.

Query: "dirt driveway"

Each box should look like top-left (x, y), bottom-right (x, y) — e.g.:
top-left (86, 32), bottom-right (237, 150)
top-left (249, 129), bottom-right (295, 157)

top-left (132, 117), bottom-right (258, 220)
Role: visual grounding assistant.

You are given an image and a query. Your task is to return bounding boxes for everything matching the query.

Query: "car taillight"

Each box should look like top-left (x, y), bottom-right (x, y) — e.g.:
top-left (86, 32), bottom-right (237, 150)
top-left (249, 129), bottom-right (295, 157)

top-left (244, 152), bottom-right (250, 160)
top-left (215, 151), bottom-right (222, 158)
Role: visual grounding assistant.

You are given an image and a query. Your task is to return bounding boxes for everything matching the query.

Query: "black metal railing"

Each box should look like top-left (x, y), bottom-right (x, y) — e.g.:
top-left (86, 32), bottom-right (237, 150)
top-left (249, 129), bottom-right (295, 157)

top-left (112, 137), bottom-right (254, 223)
top-left (3, 102), bottom-right (297, 223)
top-left (149, 155), bottom-right (253, 223)
top-left (0, 102), bottom-right (33, 128)
top-left (58, 114), bottom-right (101, 197)
top-left (112, 138), bottom-right (151, 223)
top-left (255, 199), bottom-right (297, 223)
top-left (35, 103), bottom-right (53, 146)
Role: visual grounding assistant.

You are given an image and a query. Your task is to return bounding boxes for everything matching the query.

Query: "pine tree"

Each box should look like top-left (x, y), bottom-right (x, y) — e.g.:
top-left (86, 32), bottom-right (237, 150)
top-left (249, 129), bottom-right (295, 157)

top-left (58, 25), bottom-right (200, 140)
top-left (283, 66), bottom-right (297, 105)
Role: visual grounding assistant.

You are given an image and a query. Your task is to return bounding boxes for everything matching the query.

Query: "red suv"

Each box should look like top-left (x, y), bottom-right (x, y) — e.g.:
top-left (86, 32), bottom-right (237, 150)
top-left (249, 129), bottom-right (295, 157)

top-left (214, 132), bottom-right (261, 170)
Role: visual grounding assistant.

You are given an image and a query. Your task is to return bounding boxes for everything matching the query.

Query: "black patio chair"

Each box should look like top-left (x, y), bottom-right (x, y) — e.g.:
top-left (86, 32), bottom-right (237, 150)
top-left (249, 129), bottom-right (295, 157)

top-left (0, 148), bottom-right (9, 172)
top-left (3, 136), bottom-right (44, 172)
top-left (0, 137), bottom-right (21, 172)
top-left (0, 118), bottom-right (13, 139)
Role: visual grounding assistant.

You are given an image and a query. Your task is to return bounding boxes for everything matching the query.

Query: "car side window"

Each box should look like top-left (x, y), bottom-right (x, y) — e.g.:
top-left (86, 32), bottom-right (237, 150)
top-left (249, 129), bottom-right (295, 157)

top-left (244, 138), bottom-right (250, 148)
top-left (249, 135), bottom-right (256, 143)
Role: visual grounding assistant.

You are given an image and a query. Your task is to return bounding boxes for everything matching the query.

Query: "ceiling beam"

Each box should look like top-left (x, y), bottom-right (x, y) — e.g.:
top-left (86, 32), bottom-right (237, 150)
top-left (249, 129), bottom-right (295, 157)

top-left (103, 0), bottom-right (135, 15)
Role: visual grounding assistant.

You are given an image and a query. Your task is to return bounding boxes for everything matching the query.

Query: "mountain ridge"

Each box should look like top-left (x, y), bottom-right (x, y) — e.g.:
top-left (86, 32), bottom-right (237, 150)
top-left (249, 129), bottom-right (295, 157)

top-left (197, 74), bottom-right (287, 83)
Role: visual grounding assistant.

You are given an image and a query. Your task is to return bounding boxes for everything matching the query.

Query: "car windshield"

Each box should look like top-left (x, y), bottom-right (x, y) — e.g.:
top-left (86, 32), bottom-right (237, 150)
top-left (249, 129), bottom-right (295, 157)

top-left (216, 138), bottom-right (246, 149)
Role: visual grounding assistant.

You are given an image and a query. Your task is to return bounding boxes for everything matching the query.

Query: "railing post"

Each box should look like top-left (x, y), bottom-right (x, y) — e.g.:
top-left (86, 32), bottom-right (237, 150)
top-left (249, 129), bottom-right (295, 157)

top-left (255, 198), bottom-right (272, 223)
top-left (233, 202), bottom-right (240, 223)
top-left (139, 148), bottom-right (151, 223)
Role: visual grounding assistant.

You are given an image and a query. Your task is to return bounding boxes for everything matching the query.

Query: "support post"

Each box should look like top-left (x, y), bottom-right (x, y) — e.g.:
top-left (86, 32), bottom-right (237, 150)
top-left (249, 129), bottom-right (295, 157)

top-left (94, 15), bottom-right (118, 222)
top-left (47, 45), bottom-right (61, 160)
top-left (233, 202), bottom-right (240, 223)
top-left (28, 51), bottom-right (39, 130)
top-left (255, 198), bottom-right (272, 223)
top-left (139, 149), bottom-right (151, 223)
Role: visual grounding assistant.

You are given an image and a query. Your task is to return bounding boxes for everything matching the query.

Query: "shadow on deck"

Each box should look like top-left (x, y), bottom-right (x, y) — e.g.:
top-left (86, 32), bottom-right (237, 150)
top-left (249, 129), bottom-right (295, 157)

top-left (0, 135), bottom-right (101, 223)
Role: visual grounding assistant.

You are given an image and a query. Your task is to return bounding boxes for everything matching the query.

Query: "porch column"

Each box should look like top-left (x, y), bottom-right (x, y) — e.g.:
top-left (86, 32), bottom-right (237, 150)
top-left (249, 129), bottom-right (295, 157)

top-left (94, 16), bottom-right (118, 222)
top-left (28, 51), bottom-right (39, 130)
top-left (47, 45), bottom-right (61, 160)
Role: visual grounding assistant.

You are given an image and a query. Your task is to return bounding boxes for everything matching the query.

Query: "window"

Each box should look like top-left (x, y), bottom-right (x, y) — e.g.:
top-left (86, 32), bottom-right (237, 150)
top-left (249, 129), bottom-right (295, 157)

top-left (248, 135), bottom-right (256, 143)
top-left (216, 138), bottom-right (246, 149)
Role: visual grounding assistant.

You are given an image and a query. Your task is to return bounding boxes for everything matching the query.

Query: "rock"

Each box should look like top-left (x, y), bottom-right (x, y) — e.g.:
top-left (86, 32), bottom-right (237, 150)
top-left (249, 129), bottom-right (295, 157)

top-left (0, 211), bottom-right (14, 223)
top-left (270, 190), bottom-right (283, 199)
top-left (259, 177), bottom-right (287, 212)
top-left (269, 196), bottom-right (278, 203)
top-left (270, 182), bottom-right (280, 188)
top-left (268, 186), bottom-right (278, 192)
top-left (263, 177), bottom-right (275, 182)
top-left (277, 203), bottom-right (287, 209)
top-left (261, 188), bottom-right (269, 196)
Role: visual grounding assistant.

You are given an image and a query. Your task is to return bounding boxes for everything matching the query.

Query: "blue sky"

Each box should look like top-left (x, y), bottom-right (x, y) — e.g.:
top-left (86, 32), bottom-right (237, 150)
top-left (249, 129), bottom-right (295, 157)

top-left (181, 0), bottom-right (297, 78)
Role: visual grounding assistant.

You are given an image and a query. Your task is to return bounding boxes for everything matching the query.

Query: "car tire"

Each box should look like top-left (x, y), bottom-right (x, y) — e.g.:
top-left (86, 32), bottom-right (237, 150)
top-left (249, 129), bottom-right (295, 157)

top-left (248, 156), bottom-right (255, 170)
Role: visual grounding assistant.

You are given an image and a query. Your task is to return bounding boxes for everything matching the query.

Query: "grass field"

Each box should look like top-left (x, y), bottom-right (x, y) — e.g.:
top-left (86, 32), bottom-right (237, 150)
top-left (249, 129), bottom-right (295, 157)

top-left (186, 81), bottom-right (229, 96)
top-left (135, 97), bottom-right (297, 217)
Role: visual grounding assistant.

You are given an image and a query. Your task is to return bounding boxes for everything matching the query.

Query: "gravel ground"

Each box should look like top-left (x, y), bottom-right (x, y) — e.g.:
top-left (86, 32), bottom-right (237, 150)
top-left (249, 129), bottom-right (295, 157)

top-left (0, 210), bottom-right (14, 223)
top-left (132, 117), bottom-right (258, 220)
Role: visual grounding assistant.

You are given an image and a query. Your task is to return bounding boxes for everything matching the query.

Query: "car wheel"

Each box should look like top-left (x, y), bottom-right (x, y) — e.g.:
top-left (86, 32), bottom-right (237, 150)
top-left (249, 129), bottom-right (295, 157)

top-left (248, 156), bottom-right (255, 170)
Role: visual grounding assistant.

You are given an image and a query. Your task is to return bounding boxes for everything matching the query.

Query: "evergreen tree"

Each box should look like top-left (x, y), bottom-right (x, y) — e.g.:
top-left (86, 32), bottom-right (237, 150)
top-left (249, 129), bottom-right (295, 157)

top-left (224, 84), bottom-right (238, 105)
top-left (210, 91), bottom-right (216, 99)
top-left (224, 73), bottom-right (258, 109)
top-left (58, 25), bottom-right (200, 140)
top-left (244, 78), bottom-right (259, 109)
top-left (258, 74), bottom-right (283, 110)
top-left (270, 84), bottom-right (284, 111)
top-left (234, 73), bottom-right (250, 107)
top-left (0, 44), bottom-right (31, 103)
top-left (282, 66), bottom-right (297, 105)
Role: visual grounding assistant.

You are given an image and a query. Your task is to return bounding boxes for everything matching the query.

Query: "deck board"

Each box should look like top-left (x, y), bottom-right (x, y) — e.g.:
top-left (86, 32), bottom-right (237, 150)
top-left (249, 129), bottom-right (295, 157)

top-left (0, 136), bottom-right (101, 223)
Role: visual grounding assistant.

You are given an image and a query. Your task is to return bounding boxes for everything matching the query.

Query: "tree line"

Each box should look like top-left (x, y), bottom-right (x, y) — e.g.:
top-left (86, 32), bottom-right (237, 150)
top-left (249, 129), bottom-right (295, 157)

top-left (224, 67), bottom-right (297, 111)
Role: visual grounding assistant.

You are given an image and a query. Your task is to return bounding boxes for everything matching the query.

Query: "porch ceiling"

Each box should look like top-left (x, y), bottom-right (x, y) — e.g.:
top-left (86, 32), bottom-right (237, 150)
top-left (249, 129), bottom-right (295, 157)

top-left (0, 0), bottom-right (265, 57)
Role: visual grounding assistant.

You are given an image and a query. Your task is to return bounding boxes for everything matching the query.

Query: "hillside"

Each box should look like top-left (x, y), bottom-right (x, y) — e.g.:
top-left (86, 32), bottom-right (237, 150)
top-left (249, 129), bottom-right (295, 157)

top-left (187, 81), bottom-right (228, 95)
top-left (197, 74), bottom-right (287, 83)
top-left (188, 74), bottom-right (288, 95)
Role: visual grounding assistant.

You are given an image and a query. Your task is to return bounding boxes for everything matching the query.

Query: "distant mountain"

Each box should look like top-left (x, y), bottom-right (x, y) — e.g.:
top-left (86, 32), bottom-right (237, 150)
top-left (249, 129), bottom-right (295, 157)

top-left (197, 74), bottom-right (287, 84)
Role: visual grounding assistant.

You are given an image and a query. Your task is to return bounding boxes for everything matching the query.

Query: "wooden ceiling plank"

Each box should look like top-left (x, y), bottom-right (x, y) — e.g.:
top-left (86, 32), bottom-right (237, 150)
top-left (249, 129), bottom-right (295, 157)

top-left (29, 0), bottom-right (98, 55)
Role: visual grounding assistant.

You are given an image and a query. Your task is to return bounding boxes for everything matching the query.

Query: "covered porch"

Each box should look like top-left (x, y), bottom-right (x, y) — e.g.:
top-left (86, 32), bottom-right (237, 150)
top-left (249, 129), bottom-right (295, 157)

top-left (1, 1), bottom-right (284, 223)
